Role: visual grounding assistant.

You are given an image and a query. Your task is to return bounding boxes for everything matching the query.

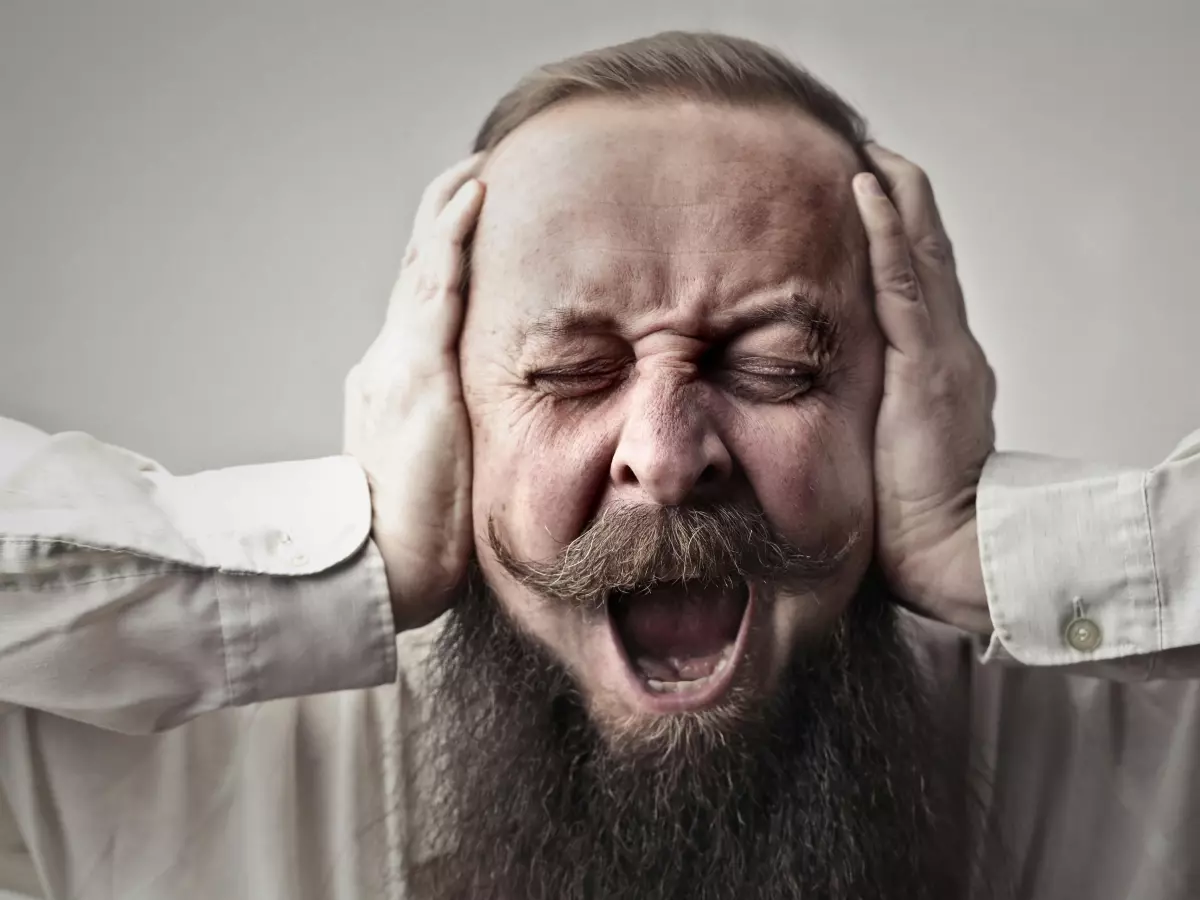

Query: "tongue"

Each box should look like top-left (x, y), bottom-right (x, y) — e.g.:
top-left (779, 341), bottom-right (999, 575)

top-left (614, 583), bottom-right (745, 667)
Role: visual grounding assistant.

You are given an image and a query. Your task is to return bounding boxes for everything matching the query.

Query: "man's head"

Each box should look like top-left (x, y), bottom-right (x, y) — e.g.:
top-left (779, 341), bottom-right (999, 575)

top-left (462, 30), bottom-right (882, 741)
top-left (424, 31), bottom-right (975, 899)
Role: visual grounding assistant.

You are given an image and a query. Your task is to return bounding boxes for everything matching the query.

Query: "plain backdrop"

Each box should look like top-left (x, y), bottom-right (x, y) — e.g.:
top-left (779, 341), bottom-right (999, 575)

top-left (2, 1), bottom-right (1197, 474)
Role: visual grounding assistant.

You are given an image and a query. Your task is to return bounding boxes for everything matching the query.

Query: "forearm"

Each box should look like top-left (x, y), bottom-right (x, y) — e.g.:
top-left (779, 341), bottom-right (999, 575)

top-left (0, 424), bottom-right (396, 733)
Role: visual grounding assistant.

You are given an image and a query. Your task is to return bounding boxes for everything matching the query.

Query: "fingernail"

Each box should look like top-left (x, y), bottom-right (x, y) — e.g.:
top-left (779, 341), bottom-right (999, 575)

top-left (855, 173), bottom-right (885, 197)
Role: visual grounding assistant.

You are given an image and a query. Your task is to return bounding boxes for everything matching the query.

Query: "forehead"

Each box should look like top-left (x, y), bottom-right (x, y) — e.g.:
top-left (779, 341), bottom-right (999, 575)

top-left (470, 97), bottom-right (863, 333)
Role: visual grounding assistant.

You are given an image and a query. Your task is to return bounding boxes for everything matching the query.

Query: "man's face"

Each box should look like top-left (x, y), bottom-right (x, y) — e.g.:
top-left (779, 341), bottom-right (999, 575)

top-left (460, 97), bottom-right (883, 740)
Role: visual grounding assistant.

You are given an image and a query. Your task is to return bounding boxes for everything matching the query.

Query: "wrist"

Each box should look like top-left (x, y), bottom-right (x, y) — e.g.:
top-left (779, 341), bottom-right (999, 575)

top-left (933, 515), bottom-right (991, 635)
top-left (372, 530), bottom-right (461, 634)
top-left (890, 512), bottom-right (991, 635)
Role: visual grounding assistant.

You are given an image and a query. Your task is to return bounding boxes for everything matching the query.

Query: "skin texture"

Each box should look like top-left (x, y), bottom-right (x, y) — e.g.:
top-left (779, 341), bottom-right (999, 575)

top-left (853, 150), bottom-right (995, 632)
top-left (342, 98), bottom-right (997, 721)
top-left (340, 93), bottom-right (1003, 897)
top-left (343, 154), bottom-right (485, 632)
top-left (459, 98), bottom-right (885, 730)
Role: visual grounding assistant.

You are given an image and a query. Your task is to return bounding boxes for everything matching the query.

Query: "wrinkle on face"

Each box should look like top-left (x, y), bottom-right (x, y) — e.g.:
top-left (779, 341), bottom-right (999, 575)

top-left (468, 99), bottom-right (864, 352)
top-left (459, 95), bottom-right (882, 704)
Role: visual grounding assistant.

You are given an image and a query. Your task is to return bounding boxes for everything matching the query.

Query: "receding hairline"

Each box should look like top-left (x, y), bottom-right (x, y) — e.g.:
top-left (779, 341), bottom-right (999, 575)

top-left (462, 94), bottom-right (871, 313)
top-left (461, 31), bottom-right (878, 299)
top-left (477, 93), bottom-right (864, 187)
top-left (471, 31), bottom-right (875, 172)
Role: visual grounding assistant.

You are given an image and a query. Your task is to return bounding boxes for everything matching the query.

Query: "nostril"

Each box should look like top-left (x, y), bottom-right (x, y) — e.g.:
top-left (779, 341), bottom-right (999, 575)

top-left (614, 462), bottom-right (640, 487)
top-left (696, 463), bottom-right (721, 486)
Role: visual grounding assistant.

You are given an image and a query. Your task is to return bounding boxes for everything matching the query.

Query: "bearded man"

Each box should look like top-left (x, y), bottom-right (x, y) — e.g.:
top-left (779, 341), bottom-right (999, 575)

top-left (4, 31), bottom-right (1200, 900)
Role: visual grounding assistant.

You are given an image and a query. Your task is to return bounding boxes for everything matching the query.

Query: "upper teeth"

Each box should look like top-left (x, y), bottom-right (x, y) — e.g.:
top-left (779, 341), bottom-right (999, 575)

top-left (643, 644), bottom-right (734, 694)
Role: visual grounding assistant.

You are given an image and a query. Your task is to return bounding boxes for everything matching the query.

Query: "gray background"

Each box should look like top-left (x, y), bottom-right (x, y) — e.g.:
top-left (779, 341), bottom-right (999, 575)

top-left (2, 1), bottom-right (1197, 474)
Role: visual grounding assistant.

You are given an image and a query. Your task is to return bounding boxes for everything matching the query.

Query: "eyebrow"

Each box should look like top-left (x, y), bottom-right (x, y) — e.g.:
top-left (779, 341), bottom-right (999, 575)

top-left (523, 306), bottom-right (619, 344)
top-left (518, 292), bottom-right (839, 358)
top-left (730, 294), bottom-right (839, 358)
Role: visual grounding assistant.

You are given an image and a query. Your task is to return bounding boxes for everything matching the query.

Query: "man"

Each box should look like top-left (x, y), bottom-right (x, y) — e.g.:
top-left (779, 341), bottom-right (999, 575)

top-left (3, 31), bottom-right (1200, 900)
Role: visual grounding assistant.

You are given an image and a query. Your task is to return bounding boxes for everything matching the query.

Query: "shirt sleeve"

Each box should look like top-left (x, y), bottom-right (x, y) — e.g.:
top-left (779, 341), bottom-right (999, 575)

top-left (978, 429), bottom-right (1200, 679)
top-left (0, 420), bottom-right (396, 734)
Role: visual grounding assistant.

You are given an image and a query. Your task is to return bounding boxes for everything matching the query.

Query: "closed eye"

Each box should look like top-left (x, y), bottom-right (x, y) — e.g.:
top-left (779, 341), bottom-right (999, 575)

top-left (712, 361), bottom-right (819, 403)
top-left (526, 361), bottom-right (630, 398)
top-left (527, 356), bottom-right (819, 402)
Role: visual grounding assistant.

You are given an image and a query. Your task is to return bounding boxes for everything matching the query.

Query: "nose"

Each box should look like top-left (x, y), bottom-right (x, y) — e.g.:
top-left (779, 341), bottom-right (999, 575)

top-left (609, 374), bottom-right (733, 505)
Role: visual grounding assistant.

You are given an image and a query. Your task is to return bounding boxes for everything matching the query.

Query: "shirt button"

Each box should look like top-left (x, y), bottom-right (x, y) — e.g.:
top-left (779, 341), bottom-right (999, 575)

top-left (290, 552), bottom-right (309, 568)
top-left (279, 532), bottom-right (293, 545)
top-left (1065, 617), bottom-right (1102, 652)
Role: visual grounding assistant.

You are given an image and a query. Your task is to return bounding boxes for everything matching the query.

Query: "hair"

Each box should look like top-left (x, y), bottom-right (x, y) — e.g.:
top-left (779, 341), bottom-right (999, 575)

top-left (419, 561), bottom-right (983, 900)
top-left (472, 30), bottom-right (872, 164)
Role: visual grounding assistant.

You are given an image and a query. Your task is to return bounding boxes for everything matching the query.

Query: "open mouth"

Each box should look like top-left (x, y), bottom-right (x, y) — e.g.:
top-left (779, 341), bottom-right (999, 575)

top-left (605, 580), bottom-right (754, 712)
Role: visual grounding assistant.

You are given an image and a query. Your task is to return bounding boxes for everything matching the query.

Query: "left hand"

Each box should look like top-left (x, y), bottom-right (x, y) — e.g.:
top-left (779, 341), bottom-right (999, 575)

top-left (343, 154), bottom-right (486, 632)
top-left (853, 144), bottom-right (996, 634)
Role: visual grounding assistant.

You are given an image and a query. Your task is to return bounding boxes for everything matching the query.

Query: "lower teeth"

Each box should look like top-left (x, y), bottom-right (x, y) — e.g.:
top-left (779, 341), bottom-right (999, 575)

top-left (642, 646), bottom-right (733, 694)
top-left (646, 676), bottom-right (709, 693)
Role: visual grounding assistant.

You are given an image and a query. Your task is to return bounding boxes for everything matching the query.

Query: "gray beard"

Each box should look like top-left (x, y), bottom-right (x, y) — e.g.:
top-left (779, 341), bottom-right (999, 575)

top-left (418, 564), bottom-right (988, 900)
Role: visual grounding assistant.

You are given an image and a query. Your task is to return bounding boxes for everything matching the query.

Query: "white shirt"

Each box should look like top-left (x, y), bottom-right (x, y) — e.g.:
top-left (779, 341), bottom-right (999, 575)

top-left (1, 419), bottom-right (1199, 899)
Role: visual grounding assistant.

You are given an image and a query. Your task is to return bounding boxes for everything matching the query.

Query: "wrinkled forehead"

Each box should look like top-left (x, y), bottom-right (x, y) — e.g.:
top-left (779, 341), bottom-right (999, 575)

top-left (470, 97), bottom-right (864, 329)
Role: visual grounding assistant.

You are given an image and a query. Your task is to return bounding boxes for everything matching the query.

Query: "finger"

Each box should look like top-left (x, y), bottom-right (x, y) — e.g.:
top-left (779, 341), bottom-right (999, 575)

top-left (429, 177), bottom-right (486, 300)
top-left (853, 172), bottom-right (933, 356)
top-left (408, 153), bottom-right (487, 252)
top-left (388, 178), bottom-right (485, 344)
top-left (864, 143), bottom-right (966, 325)
top-left (864, 144), bottom-right (947, 243)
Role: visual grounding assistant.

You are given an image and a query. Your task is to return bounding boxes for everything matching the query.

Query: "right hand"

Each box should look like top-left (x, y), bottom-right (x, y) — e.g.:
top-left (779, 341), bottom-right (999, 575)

top-left (853, 147), bottom-right (996, 635)
top-left (343, 155), bottom-right (486, 632)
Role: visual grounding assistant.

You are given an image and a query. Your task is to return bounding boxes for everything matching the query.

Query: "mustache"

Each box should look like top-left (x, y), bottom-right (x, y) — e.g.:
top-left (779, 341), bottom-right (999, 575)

top-left (488, 501), bottom-right (860, 610)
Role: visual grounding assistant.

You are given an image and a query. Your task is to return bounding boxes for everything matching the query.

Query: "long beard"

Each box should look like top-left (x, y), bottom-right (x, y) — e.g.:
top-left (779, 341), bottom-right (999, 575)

top-left (418, 563), bottom-right (981, 900)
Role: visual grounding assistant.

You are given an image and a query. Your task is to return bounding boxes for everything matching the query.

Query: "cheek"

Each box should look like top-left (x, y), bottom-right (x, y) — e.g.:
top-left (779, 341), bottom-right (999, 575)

top-left (729, 394), bottom-right (876, 551)
top-left (468, 391), bottom-right (616, 561)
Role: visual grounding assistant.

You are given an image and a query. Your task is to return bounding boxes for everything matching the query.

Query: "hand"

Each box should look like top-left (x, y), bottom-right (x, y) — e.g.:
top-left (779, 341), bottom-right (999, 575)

top-left (853, 145), bottom-right (996, 635)
top-left (343, 155), bottom-right (486, 632)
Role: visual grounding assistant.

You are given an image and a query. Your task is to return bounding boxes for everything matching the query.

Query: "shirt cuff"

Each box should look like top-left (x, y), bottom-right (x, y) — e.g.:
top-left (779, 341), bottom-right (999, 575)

top-left (977, 451), bottom-right (1161, 666)
top-left (215, 540), bottom-right (397, 705)
top-left (152, 454), bottom-right (374, 577)
top-left (156, 452), bottom-right (398, 702)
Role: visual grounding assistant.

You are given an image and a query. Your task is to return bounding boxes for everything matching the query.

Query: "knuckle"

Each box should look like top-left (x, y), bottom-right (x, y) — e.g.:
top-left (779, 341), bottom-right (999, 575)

top-left (884, 266), bottom-right (920, 300)
top-left (356, 355), bottom-right (409, 400)
top-left (913, 165), bottom-right (933, 194)
top-left (346, 361), bottom-right (393, 407)
top-left (926, 365), bottom-right (959, 402)
top-left (879, 215), bottom-right (908, 244)
top-left (898, 160), bottom-right (932, 196)
top-left (914, 233), bottom-right (954, 267)
top-left (925, 349), bottom-right (983, 403)
top-left (967, 341), bottom-right (993, 377)
top-left (413, 268), bottom-right (441, 301)
top-left (401, 249), bottom-right (448, 302)
top-left (873, 213), bottom-right (907, 248)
